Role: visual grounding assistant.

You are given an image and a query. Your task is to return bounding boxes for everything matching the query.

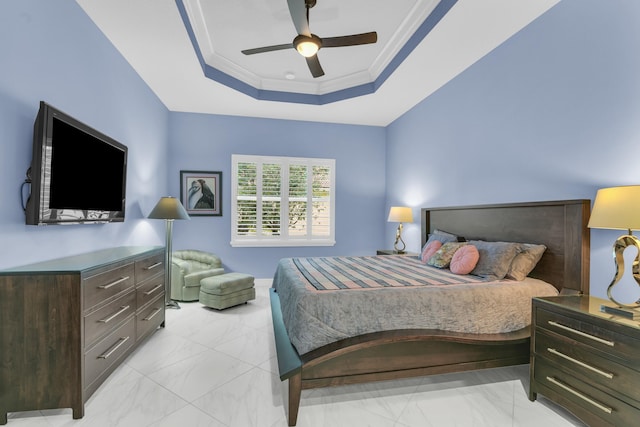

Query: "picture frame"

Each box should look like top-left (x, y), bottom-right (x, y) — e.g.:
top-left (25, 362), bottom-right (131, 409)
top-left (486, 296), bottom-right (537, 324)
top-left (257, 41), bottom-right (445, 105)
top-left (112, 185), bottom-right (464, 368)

top-left (180, 170), bottom-right (222, 216)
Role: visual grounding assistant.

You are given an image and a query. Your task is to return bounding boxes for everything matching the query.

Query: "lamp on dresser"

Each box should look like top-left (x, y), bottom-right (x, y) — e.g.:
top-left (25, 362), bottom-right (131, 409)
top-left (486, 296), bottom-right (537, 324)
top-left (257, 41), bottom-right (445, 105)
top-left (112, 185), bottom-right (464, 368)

top-left (588, 185), bottom-right (640, 319)
top-left (387, 206), bottom-right (413, 254)
top-left (148, 196), bottom-right (190, 309)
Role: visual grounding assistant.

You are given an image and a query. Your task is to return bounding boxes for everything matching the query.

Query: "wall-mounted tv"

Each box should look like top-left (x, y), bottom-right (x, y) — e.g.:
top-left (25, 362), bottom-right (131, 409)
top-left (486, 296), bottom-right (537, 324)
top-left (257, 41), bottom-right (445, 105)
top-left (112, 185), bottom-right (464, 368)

top-left (25, 101), bottom-right (128, 225)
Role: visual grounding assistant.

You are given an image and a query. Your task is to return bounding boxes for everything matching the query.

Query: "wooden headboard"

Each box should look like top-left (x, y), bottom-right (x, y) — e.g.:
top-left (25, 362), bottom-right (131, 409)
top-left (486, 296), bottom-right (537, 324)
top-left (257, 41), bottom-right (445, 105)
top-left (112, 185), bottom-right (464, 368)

top-left (421, 199), bottom-right (590, 294)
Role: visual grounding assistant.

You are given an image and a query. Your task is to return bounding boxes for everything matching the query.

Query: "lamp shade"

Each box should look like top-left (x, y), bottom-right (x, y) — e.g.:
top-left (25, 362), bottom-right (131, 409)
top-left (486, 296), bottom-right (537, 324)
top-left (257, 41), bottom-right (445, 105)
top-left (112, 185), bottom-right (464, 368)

top-left (387, 206), bottom-right (413, 223)
top-left (148, 197), bottom-right (190, 220)
top-left (588, 185), bottom-right (640, 231)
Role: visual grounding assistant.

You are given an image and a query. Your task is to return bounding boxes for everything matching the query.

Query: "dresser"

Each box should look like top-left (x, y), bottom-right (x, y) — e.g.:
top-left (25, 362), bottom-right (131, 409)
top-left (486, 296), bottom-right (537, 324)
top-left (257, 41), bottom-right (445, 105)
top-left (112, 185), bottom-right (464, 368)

top-left (0, 246), bottom-right (165, 424)
top-left (529, 295), bottom-right (640, 426)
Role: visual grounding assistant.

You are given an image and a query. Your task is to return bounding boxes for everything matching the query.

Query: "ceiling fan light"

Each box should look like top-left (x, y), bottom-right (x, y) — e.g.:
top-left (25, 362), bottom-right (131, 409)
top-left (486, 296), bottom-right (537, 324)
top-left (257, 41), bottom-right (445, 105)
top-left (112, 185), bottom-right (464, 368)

top-left (294, 34), bottom-right (322, 57)
top-left (296, 41), bottom-right (318, 57)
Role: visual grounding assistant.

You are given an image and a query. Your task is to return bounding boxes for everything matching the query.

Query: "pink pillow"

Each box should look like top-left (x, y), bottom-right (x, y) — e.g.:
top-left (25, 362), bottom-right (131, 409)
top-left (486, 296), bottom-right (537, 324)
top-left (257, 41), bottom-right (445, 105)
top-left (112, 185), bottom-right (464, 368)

top-left (450, 245), bottom-right (480, 275)
top-left (421, 240), bottom-right (442, 264)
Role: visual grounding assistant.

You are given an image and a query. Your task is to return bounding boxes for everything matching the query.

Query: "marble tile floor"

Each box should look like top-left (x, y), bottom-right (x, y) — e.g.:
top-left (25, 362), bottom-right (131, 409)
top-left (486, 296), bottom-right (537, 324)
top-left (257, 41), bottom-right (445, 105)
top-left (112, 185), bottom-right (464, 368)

top-left (7, 279), bottom-right (586, 427)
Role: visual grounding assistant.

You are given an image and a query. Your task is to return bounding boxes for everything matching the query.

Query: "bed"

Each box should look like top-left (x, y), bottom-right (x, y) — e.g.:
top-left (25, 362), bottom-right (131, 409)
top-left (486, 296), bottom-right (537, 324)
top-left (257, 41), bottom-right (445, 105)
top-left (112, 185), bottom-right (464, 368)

top-left (270, 199), bottom-right (591, 426)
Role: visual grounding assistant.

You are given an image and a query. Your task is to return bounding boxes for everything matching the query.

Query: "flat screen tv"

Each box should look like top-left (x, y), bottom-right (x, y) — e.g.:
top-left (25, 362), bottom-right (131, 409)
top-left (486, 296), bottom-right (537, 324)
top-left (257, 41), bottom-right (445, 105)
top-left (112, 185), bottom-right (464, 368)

top-left (25, 101), bottom-right (128, 225)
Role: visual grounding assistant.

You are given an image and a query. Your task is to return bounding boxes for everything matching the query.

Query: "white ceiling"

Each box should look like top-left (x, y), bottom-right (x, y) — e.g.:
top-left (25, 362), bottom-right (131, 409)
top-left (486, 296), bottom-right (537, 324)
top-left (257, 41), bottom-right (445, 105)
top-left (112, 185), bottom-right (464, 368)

top-left (182, 0), bottom-right (441, 96)
top-left (76, 0), bottom-right (560, 126)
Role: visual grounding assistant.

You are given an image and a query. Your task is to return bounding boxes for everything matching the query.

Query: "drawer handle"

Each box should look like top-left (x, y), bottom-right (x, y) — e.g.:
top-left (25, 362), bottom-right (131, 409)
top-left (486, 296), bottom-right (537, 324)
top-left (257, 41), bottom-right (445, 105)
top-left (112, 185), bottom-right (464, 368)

top-left (546, 376), bottom-right (612, 414)
top-left (547, 348), bottom-right (614, 379)
top-left (145, 262), bottom-right (162, 271)
top-left (98, 305), bottom-right (131, 324)
top-left (142, 308), bottom-right (162, 321)
top-left (143, 284), bottom-right (164, 296)
top-left (97, 336), bottom-right (130, 360)
top-left (547, 321), bottom-right (615, 347)
top-left (97, 276), bottom-right (130, 290)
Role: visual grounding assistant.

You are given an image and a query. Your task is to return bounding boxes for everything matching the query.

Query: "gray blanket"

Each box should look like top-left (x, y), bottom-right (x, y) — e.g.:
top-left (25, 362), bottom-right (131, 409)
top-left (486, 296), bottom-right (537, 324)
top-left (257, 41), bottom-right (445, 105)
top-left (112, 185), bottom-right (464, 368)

top-left (272, 256), bottom-right (558, 355)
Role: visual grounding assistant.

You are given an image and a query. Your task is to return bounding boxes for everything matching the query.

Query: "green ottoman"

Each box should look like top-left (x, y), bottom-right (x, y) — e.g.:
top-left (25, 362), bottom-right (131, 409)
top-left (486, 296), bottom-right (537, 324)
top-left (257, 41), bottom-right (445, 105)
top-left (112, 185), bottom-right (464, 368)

top-left (199, 272), bottom-right (255, 310)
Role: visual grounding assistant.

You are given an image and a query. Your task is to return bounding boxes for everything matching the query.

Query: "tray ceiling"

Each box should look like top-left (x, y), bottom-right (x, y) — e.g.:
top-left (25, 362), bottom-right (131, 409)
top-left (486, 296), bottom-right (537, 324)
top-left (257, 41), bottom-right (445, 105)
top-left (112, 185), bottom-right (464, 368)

top-left (76, 0), bottom-right (560, 126)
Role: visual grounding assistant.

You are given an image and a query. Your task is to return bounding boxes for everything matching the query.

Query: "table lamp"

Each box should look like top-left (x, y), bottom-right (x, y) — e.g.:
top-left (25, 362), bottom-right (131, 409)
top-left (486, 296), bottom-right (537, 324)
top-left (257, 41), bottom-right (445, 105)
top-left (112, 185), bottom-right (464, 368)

top-left (148, 196), bottom-right (190, 309)
top-left (588, 185), bottom-right (640, 319)
top-left (387, 206), bottom-right (413, 253)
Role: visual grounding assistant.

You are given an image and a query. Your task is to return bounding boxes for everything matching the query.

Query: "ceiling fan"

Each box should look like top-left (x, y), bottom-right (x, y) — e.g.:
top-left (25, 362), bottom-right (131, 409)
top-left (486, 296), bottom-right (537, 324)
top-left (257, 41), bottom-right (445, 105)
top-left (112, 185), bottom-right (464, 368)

top-left (241, 0), bottom-right (377, 78)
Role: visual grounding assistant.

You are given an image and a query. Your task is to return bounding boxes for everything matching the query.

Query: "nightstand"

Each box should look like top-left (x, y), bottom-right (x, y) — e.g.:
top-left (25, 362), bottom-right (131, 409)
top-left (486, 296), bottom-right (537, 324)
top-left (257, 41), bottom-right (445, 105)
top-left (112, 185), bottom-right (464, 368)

top-left (376, 249), bottom-right (419, 256)
top-left (529, 295), bottom-right (640, 426)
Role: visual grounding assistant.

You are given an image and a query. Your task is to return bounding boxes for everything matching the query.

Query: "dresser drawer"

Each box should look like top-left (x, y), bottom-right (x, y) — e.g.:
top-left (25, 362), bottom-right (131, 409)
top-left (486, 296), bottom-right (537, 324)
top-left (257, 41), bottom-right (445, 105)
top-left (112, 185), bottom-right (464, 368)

top-left (536, 307), bottom-right (640, 365)
top-left (84, 290), bottom-right (136, 348)
top-left (136, 274), bottom-right (164, 310)
top-left (83, 263), bottom-right (135, 311)
top-left (136, 295), bottom-right (165, 341)
top-left (535, 329), bottom-right (640, 403)
top-left (135, 252), bottom-right (164, 284)
top-left (84, 317), bottom-right (135, 389)
top-left (534, 358), bottom-right (639, 426)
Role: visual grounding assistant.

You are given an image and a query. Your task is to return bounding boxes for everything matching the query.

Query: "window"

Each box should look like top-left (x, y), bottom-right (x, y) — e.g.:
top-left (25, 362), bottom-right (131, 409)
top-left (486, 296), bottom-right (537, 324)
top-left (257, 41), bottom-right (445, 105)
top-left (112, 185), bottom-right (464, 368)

top-left (231, 154), bottom-right (335, 247)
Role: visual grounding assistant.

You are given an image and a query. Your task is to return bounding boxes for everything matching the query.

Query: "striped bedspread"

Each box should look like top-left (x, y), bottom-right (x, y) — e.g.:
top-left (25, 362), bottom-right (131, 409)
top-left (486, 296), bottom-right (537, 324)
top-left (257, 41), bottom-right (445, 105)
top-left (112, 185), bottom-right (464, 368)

top-left (292, 256), bottom-right (486, 290)
top-left (273, 255), bottom-right (560, 355)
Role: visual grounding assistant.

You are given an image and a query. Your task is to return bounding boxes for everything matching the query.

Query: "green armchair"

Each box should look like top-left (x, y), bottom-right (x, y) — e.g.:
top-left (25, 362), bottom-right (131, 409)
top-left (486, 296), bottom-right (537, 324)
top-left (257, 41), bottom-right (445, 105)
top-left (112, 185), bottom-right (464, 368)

top-left (171, 250), bottom-right (224, 301)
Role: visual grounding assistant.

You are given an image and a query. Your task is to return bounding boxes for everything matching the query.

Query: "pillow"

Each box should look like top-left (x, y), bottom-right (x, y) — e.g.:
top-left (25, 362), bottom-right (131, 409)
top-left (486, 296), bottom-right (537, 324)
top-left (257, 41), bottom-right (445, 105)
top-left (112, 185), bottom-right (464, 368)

top-left (506, 244), bottom-right (547, 281)
top-left (428, 229), bottom-right (463, 243)
top-left (468, 240), bottom-right (522, 280)
top-left (421, 240), bottom-right (442, 264)
top-left (422, 232), bottom-right (454, 258)
top-left (427, 242), bottom-right (467, 268)
top-left (422, 229), bottom-right (464, 254)
top-left (449, 245), bottom-right (480, 275)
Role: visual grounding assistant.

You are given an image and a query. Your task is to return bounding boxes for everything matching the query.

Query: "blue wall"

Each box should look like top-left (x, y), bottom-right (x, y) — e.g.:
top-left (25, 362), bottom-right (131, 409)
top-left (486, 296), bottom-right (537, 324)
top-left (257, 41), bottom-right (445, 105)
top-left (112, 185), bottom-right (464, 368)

top-left (0, 1), bottom-right (169, 267)
top-left (168, 112), bottom-right (387, 278)
top-left (386, 0), bottom-right (640, 301)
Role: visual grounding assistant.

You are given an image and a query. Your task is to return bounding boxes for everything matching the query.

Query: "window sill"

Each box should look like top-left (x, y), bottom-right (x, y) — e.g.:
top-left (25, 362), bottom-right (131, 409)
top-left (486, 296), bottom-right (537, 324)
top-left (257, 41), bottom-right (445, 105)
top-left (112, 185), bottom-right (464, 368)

top-left (230, 239), bottom-right (336, 248)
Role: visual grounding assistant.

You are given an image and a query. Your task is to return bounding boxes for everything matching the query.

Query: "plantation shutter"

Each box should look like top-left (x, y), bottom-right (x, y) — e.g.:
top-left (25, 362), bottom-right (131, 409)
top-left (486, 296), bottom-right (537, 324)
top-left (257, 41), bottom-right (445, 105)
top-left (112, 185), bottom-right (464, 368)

top-left (231, 155), bottom-right (335, 247)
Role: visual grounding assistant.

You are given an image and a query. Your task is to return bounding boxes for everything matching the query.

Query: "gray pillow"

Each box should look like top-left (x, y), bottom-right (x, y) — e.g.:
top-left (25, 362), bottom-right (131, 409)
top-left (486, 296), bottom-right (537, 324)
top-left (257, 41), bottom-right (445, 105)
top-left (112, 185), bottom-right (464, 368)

top-left (506, 244), bottom-right (547, 281)
top-left (426, 229), bottom-right (461, 244)
top-left (422, 229), bottom-right (462, 254)
top-left (469, 240), bottom-right (522, 281)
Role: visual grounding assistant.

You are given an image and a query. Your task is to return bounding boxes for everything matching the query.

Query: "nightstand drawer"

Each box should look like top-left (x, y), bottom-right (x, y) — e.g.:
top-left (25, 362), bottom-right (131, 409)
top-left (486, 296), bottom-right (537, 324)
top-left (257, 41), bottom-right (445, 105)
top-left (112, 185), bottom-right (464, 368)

top-left (535, 358), bottom-right (639, 427)
top-left (535, 329), bottom-right (640, 403)
top-left (536, 307), bottom-right (640, 365)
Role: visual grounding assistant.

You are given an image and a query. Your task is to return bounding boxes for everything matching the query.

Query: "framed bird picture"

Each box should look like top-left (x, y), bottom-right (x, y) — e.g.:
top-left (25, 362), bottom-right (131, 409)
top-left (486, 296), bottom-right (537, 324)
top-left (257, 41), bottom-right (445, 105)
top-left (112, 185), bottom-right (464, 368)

top-left (180, 170), bottom-right (222, 216)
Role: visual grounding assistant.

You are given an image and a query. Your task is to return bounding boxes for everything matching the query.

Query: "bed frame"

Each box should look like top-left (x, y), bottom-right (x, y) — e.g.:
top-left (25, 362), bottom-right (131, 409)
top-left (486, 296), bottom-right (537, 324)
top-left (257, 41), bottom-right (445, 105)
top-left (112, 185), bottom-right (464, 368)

top-left (270, 199), bottom-right (591, 426)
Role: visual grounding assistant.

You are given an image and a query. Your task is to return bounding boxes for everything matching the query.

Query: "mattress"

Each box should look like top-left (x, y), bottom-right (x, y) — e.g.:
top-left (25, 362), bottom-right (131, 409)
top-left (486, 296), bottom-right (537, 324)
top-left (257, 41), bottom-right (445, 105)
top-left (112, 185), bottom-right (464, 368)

top-left (272, 255), bottom-right (559, 355)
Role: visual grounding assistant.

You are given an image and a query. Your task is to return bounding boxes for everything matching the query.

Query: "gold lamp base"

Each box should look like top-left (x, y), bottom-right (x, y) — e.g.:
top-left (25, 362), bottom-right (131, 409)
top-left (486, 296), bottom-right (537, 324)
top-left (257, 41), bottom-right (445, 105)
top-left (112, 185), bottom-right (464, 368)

top-left (393, 223), bottom-right (406, 253)
top-left (600, 304), bottom-right (640, 320)
top-left (601, 233), bottom-right (640, 319)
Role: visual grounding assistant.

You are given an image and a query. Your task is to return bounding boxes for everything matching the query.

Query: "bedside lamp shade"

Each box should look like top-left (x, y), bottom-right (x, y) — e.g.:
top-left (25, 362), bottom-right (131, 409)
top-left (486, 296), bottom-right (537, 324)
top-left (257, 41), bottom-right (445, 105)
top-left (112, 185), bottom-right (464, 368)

top-left (588, 186), bottom-right (640, 232)
top-left (387, 206), bottom-right (413, 254)
top-left (387, 206), bottom-right (413, 224)
top-left (588, 185), bottom-right (640, 317)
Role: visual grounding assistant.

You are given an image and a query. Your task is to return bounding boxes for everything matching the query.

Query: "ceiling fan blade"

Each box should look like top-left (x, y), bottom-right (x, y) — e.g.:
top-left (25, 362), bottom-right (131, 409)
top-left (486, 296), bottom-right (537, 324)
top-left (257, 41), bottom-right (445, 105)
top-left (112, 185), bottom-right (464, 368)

top-left (287, 0), bottom-right (311, 36)
top-left (241, 43), bottom-right (293, 55)
top-left (322, 31), bottom-right (377, 48)
top-left (306, 55), bottom-right (324, 78)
